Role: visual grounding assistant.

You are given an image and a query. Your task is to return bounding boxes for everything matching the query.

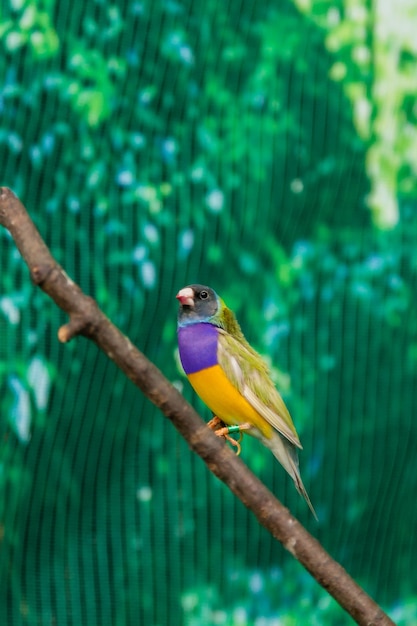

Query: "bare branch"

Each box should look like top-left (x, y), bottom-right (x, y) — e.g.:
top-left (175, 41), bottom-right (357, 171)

top-left (0, 187), bottom-right (395, 626)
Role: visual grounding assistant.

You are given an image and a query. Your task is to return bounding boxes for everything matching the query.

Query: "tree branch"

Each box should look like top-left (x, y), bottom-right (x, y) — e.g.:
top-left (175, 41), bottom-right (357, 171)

top-left (0, 187), bottom-right (395, 626)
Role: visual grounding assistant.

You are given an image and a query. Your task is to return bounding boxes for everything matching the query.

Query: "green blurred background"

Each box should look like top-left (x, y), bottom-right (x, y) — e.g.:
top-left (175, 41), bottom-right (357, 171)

top-left (0, 0), bottom-right (416, 624)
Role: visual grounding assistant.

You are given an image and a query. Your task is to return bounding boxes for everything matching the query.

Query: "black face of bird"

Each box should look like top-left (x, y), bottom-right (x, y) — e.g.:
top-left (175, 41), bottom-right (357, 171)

top-left (176, 284), bottom-right (219, 324)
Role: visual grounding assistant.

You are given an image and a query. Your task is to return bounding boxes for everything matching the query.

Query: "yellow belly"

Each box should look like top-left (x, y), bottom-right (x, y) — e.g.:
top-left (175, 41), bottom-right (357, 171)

top-left (188, 364), bottom-right (273, 439)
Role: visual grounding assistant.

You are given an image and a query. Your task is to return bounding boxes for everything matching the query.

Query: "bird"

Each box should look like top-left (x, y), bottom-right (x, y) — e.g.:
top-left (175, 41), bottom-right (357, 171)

top-left (176, 283), bottom-right (317, 519)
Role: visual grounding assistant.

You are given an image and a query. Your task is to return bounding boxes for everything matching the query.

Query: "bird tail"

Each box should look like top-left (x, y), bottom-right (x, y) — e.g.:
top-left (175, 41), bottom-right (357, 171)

top-left (261, 431), bottom-right (318, 520)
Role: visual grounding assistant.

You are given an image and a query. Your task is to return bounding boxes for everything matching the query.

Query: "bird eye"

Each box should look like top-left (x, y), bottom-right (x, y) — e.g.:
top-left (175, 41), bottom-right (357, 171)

top-left (200, 290), bottom-right (208, 300)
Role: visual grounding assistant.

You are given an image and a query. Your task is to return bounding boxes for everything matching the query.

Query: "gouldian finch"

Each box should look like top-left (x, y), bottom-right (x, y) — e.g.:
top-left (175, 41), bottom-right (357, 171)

top-left (176, 284), bottom-right (317, 519)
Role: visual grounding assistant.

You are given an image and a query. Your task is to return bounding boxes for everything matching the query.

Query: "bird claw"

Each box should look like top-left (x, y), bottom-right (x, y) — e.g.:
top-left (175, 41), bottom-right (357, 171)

top-left (207, 416), bottom-right (223, 431)
top-left (224, 433), bottom-right (242, 455)
top-left (207, 417), bottom-right (252, 456)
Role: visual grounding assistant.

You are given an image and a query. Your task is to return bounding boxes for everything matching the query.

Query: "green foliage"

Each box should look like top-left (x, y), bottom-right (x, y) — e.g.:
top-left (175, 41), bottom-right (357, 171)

top-left (0, 0), bottom-right (59, 58)
top-left (182, 559), bottom-right (417, 625)
top-left (295, 0), bottom-right (417, 228)
top-left (0, 0), bottom-right (416, 624)
top-left (182, 561), bottom-right (350, 625)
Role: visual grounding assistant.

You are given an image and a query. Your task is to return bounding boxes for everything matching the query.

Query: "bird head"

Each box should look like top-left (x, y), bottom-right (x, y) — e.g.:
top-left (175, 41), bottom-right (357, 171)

top-left (176, 284), bottom-right (220, 325)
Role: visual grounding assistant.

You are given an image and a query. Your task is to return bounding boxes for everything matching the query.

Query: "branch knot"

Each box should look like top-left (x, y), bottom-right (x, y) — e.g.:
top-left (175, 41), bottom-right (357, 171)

top-left (31, 264), bottom-right (55, 286)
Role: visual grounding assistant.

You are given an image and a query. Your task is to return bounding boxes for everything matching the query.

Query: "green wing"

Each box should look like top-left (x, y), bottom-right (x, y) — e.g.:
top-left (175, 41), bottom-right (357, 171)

top-left (217, 329), bottom-right (302, 449)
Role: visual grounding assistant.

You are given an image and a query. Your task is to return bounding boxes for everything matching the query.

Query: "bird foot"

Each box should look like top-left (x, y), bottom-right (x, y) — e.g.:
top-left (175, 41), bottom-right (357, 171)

top-left (207, 417), bottom-right (252, 456)
top-left (207, 416), bottom-right (223, 431)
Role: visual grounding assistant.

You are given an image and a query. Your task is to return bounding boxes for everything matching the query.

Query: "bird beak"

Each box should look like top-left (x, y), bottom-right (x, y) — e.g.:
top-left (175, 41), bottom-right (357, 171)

top-left (176, 287), bottom-right (195, 306)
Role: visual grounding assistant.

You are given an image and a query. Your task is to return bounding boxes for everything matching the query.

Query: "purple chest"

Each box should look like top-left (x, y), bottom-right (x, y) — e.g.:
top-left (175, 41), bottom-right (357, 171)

top-left (177, 323), bottom-right (219, 374)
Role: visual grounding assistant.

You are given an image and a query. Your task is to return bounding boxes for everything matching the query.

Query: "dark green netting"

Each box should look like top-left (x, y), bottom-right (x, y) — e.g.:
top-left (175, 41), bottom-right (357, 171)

top-left (0, 0), bottom-right (416, 624)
